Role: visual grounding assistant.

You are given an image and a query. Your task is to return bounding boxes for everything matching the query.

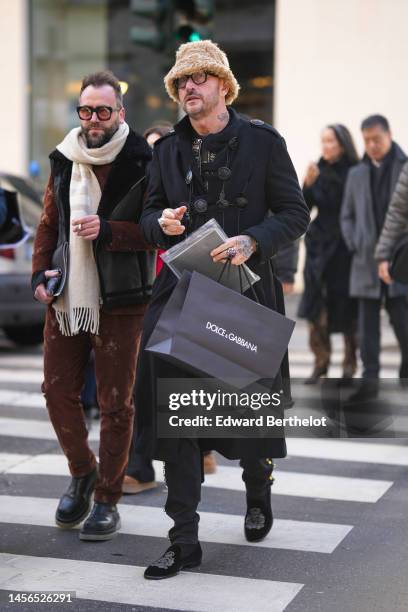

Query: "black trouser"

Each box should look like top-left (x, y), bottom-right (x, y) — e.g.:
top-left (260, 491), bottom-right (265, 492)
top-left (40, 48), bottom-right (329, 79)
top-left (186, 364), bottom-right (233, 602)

top-left (164, 439), bottom-right (274, 546)
top-left (358, 295), bottom-right (408, 379)
top-left (126, 444), bottom-right (213, 484)
top-left (126, 449), bottom-right (155, 483)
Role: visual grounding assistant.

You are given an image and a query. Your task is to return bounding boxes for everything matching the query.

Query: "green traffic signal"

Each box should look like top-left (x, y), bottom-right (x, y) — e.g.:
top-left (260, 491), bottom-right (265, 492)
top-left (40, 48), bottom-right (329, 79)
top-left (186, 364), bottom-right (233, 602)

top-left (129, 0), bottom-right (213, 52)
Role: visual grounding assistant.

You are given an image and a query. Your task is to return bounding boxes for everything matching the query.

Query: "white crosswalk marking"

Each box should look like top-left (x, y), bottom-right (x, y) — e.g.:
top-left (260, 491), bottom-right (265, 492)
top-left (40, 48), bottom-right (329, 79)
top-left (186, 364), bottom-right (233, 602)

top-left (1, 453), bottom-right (393, 502)
top-left (196, 465), bottom-right (393, 502)
top-left (0, 337), bottom-right (404, 612)
top-left (0, 389), bottom-right (45, 408)
top-left (0, 553), bottom-right (304, 612)
top-left (0, 453), bottom-right (31, 472)
top-left (0, 417), bottom-right (100, 441)
top-left (0, 356), bottom-right (43, 369)
top-left (0, 496), bottom-right (352, 553)
top-left (287, 438), bottom-right (408, 466)
top-left (288, 349), bottom-right (400, 366)
top-left (0, 369), bottom-right (43, 383)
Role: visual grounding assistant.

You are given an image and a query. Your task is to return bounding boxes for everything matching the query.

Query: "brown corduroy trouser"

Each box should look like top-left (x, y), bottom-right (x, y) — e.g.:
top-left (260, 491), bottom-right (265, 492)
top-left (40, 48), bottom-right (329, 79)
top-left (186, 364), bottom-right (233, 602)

top-left (42, 307), bottom-right (143, 504)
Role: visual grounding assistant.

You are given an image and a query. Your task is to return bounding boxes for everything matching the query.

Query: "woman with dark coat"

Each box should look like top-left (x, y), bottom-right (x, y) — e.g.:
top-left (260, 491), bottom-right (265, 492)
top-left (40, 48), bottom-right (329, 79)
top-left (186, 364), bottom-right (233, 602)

top-left (298, 124), bottom-right (359, 384)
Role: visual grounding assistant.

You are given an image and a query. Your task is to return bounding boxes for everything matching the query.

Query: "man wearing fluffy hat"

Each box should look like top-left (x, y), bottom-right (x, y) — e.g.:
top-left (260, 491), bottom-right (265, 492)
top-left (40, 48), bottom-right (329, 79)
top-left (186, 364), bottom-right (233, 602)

top-left (135, 40), bottom-right (310, 579)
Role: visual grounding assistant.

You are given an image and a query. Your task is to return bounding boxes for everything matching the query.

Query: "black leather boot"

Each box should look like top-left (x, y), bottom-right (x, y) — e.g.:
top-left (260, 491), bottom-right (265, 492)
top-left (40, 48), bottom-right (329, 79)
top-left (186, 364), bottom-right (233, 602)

top-left (144, 543), bottom-right (202, 580)
top-left (79, 502), bottom-right (121, 541)
top-left (244, 489), bottom-right (273, 542)
top-left (55, 467), bottom-right (97, 528)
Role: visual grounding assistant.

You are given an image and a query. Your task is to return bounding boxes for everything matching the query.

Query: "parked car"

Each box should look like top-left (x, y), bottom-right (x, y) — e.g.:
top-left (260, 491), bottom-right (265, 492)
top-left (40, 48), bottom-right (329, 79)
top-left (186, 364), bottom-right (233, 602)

top-left (0, 173), bottom-right (45, 346)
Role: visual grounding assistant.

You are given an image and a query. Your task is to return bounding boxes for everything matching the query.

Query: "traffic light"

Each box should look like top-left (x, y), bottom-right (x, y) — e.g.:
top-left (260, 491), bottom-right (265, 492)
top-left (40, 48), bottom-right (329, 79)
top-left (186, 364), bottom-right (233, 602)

top-left (130, 1), bottom-right (214, 53)
top-left (130, 0), bottom-right (172, 51)
top-left (173, 0), bottom-right (214, 44)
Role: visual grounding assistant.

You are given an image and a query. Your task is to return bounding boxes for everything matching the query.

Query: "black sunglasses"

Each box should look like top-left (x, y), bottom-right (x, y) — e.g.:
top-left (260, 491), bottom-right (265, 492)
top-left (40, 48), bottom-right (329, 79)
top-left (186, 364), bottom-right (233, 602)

top-left (76, 105), bottom-right (121, 121)
top-left (174, 71), bottom-right (215, 90)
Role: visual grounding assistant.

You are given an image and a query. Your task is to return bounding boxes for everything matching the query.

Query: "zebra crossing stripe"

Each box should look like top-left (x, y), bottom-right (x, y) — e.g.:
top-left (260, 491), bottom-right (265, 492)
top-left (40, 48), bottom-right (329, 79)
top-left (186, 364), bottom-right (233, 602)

top-left (187, 464), bottom-right (393, 502)
top-left (0, 356), bottom-right (43, 369)
top-left (0, 552), bottom-right (303, 612)
top-left (1, 453), bottom-right (393, 503)
top-left (288, 349), bottom-right (400, 366)
top-left (0, 495), bottom-right (352, 554)
top-left (0, 389), bottom-right (45, 408)
top-left (287, 438), bottom-right (408, 466)
top-left (0, 369), bottom-right (43, 384)
top-left (0, 418), bottom-right (99, 442)
top-left (0, 453), bottom-right (31, 472)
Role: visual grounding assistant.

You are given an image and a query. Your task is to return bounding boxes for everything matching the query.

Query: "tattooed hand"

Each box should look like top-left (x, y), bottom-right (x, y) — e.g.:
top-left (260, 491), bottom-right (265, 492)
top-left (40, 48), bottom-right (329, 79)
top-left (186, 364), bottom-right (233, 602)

top-left (210, 235), bottom-right (257, 266)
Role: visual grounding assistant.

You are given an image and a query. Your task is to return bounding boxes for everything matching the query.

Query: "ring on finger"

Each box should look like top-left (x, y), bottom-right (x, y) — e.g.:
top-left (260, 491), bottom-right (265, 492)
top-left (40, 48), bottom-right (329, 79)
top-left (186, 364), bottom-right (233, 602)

top-left (78, 223), bottom-right (82, 231)
top-left (227, 247), bottom-right (237, 259)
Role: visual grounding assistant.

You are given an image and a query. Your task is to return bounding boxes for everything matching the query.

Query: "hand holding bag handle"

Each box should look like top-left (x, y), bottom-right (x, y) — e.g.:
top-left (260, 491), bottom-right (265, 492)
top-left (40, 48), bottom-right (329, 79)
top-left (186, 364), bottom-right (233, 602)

top-left (217, 258), bottom-right (260, 303)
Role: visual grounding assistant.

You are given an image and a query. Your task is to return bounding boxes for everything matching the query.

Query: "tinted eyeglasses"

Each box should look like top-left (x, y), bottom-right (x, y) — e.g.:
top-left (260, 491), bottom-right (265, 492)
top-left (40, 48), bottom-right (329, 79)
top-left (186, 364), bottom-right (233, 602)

top-left (174, 71), bottom-right (214, 90)
top-left (76, 105), bottom-right (121, 121)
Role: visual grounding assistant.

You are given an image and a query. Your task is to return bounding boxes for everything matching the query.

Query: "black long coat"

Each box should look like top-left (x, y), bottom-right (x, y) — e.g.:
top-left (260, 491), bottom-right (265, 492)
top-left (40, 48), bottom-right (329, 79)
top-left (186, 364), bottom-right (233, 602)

top-left (134, 108), bottom-right (309, 462)
top-left (298, 157), bottom-right (357, 332)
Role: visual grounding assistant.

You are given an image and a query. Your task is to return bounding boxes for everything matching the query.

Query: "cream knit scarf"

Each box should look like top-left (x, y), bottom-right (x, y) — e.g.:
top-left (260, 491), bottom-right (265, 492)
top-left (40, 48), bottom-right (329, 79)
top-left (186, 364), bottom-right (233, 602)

top-left (54, 122), bottom-right (129, 336)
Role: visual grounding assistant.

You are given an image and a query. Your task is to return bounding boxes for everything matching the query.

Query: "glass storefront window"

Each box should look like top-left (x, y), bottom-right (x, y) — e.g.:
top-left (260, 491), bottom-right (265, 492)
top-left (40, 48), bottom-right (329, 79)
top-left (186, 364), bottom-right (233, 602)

top-left (30, 0), bottom-right (275, 187)
top-left (29, 0), bottom-right (109, 183)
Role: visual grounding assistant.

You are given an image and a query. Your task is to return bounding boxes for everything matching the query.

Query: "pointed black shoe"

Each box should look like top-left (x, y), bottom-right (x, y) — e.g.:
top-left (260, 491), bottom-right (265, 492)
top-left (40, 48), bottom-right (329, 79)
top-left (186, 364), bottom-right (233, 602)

top-left (79, 502), bottom-right (121, 541)
top-left (144, 543), bottom-right (202, 580)
top-left (55, 467), bottom-right (97, 528)
top-left (245, 492), bottom-right (273, 542)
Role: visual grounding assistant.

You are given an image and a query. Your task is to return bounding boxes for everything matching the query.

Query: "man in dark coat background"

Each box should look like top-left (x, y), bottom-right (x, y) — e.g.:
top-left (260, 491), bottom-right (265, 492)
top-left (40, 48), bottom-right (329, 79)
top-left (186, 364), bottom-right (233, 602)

top-left (341, 115), bottom-right (408, 399)
top-left (135, 40), bottom-right (309, 579)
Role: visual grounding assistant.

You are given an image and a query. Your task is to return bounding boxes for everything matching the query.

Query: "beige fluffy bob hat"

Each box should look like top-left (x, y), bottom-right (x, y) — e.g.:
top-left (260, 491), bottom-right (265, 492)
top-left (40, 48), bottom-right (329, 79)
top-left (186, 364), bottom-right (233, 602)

top-left (164, 40), bottom-right (240, 106)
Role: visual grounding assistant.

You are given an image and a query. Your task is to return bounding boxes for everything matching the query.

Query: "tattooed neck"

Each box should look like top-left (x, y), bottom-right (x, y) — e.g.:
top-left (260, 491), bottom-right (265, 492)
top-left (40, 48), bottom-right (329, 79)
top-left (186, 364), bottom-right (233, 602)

top-left (191, 109), bottom-right (230, 135)
top-left (217, 111), bottom-right (229, 128)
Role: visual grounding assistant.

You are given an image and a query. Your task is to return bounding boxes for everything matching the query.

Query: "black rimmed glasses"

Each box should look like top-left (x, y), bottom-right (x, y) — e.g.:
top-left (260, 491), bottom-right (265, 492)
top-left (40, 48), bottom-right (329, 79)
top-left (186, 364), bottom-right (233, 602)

top-left (174, 71), bottom-right (214, 90)
top-left (76, 105), bottom-right (121, 121)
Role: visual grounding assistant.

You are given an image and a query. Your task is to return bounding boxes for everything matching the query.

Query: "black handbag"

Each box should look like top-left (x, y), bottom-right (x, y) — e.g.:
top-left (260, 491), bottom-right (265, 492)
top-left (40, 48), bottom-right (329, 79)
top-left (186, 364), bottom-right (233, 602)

top-left (390, 233), bottom-right (408, 284)
top-left (47, 184), bottom-right (69, 297)
top-left (46, 241), bottom-right (69, 297)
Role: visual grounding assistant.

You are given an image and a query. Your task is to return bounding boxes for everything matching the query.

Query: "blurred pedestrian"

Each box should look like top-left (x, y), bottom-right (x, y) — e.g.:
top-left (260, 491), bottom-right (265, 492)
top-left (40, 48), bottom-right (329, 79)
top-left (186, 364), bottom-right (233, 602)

top-left (144, 122), bottom-right (173, 148)
top-left (123, 119), bottom-right (219, 495)
top-left (144, 122), bottom-right (173, 276)
top-left (341, 115), bottom-right (408, 399)
top-left (32, 70), bottom-right (152, 540)
top-left (81, 351), bottom-right (99, 421)
top-left (298, 124), bottom-right (359, 384)
top-left (375, 160), bottom-right (408, 288)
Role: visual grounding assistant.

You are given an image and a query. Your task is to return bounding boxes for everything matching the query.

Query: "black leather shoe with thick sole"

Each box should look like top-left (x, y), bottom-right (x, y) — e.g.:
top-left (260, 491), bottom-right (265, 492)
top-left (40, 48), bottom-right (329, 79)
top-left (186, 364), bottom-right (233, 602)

top-left (245, 492), bottom-right (273, 542)
top-left (55, 467), bottom-right (97, 529)
top-left (79, 502), bottom-right (121, 541)
top-left (144, 543), bottom-right (202, 580)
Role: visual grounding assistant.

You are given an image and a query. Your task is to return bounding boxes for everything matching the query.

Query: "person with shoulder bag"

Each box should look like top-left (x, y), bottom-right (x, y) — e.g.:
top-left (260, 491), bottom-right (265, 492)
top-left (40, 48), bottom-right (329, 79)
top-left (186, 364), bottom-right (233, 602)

top-left (31, 70), bottom-right (153, 541)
